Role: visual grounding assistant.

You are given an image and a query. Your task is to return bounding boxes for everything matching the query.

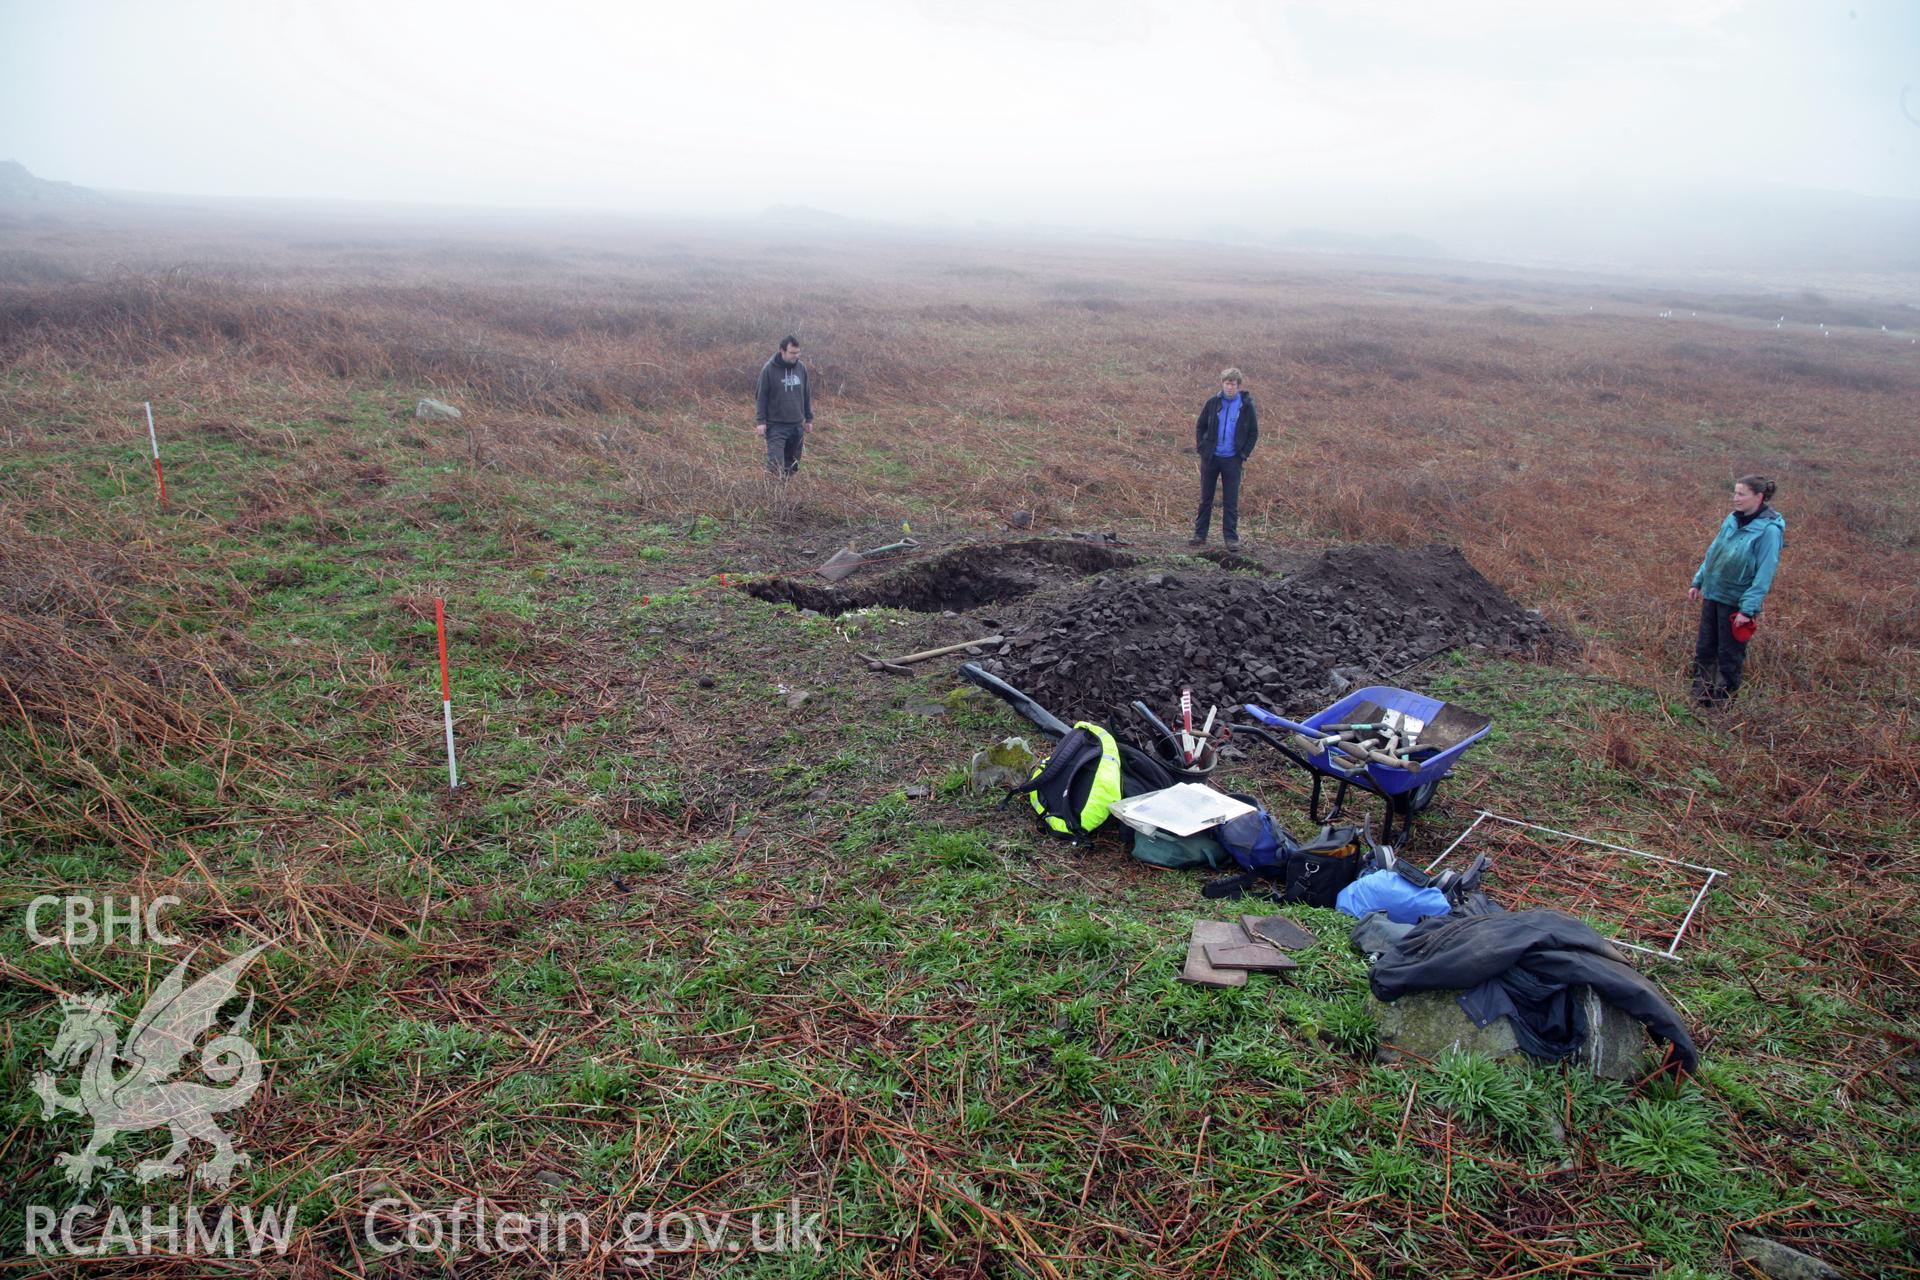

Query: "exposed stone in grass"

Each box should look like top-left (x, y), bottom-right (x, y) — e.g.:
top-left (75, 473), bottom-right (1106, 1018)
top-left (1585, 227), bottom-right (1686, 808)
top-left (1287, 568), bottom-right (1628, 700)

top-left (1371, 987), bottom-right (1651, 1080)
top-left (943, 684), bottom-right (992, 711)
top-left (1731, 1233), bottom-right (1845, 1280)
top-left (970, 736), bottom-right (1037, 793)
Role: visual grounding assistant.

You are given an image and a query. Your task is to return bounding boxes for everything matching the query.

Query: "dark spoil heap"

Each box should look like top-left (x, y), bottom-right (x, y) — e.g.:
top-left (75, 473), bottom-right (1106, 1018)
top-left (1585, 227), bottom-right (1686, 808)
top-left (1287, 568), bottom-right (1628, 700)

top-left (981, 544), bottom-right (1559, 723)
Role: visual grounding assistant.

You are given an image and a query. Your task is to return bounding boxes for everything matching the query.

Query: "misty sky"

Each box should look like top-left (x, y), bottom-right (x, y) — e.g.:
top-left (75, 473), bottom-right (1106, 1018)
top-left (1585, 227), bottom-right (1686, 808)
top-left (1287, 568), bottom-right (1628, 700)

top-left (3, 0), bottom-right (1917, 237)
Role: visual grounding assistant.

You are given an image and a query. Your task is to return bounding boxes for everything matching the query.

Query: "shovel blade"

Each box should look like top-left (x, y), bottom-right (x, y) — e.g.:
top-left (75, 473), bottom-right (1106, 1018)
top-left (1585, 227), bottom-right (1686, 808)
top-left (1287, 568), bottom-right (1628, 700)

top-left (815, 548), bottom-right (866, 581)
top-left (1414, 702), bottom-right (1492, 754)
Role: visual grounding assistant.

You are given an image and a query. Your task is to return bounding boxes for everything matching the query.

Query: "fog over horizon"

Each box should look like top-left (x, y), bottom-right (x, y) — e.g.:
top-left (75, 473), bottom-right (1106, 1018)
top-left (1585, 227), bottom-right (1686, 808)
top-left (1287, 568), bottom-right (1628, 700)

top-left (4, 0), bottom-right (1918, 275)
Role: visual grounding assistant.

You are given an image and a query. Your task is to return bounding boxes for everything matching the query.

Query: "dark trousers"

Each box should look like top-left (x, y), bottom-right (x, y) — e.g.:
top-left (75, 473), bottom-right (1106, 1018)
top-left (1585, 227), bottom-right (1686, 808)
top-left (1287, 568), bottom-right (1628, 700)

top-left (1194, 454), bottom-right (1243, 542)
top-left (765, 422), bottom-right (805, 476)
top-left (1691, 599), bottom-right (1751, 704)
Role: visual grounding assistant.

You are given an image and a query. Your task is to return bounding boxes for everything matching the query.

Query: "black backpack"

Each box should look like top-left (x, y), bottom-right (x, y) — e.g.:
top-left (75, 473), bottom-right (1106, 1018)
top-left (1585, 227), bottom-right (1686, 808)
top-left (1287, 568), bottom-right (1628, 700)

top-left (1010, 726), bottom-right (1179, 842)
top-left (1006, 722), bottom-right (1125, 839)
top-left (1117, 741), bottom-right (1176, 797)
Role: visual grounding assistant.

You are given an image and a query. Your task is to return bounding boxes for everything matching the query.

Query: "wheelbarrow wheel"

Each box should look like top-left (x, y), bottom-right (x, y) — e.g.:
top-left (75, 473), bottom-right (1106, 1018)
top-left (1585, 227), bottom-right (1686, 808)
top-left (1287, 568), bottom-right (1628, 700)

top-left (1407, 780), bottom-right (1440, 814)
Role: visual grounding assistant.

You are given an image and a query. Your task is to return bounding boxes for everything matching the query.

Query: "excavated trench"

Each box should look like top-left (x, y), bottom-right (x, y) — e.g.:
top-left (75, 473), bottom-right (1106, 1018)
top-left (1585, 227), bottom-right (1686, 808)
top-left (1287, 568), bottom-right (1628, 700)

top-left (748, 540), bottom-right (1137, 616)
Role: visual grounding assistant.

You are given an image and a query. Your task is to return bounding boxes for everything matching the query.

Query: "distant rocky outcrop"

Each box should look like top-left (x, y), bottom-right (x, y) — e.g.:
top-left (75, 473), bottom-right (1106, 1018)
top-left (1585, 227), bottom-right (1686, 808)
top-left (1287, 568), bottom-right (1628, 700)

top-left (0, 161), bottom-right (106, 205)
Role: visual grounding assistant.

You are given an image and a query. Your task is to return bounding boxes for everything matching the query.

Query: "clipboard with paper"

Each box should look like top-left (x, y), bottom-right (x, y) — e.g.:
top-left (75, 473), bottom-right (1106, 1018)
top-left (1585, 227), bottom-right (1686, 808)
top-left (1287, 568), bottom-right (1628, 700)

top-left (1109, 783), bottom-right (1255, 838)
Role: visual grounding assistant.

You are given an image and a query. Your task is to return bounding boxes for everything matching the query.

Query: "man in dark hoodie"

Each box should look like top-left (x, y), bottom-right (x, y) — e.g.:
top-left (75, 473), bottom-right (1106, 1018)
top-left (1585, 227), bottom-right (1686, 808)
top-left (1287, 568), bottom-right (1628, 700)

top-left (1189, 367), bottom-right (1258, 547)
top-left (755, 336), bottom-right (814, 478)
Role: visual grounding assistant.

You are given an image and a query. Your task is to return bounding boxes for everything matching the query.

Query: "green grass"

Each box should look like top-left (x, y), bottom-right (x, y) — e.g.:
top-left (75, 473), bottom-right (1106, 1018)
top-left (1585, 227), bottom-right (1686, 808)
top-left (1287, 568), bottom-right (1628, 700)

top-left (1, 393), bottom-right (1914, 1277)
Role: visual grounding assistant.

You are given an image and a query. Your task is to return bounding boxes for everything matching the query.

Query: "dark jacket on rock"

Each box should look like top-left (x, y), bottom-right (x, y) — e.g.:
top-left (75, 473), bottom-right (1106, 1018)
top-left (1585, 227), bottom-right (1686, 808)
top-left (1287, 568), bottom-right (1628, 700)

top-left (1369, 909), bottom-right (1699, 1073)
top-left (1194, 392), bottom-right (1258, 459)
top-left (756, 354), bottom-right (812, 426)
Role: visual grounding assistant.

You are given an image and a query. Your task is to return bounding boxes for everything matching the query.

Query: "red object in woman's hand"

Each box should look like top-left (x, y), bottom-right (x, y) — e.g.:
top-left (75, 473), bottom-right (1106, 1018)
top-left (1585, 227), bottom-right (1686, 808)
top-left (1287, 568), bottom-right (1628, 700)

top-left (1730, 614), bottom-right (1757, 643)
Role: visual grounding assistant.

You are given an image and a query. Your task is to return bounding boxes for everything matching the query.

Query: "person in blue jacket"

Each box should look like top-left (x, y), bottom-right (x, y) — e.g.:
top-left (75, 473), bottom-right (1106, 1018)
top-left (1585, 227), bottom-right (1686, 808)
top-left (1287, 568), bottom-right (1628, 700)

top-left (1189, 368), bottom-right (1258, 547)
top-left (1688, 474), bottom-right (1784, 707)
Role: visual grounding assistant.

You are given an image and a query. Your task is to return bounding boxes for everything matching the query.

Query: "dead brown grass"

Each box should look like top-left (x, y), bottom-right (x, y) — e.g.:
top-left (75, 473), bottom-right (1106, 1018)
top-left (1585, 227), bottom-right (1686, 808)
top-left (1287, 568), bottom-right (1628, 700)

top-left (0, 508), bottom-right (272, 857)
top-left (3, 206), bottom-right (1915, 844)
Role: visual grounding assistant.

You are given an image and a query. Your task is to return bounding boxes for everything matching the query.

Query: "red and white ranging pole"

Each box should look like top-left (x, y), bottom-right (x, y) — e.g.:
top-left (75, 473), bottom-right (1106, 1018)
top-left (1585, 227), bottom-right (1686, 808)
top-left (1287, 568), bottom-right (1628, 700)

top-left (435, 597), bottom-right (459, 790)
top-left (144, 402), bottom-right (167, 504)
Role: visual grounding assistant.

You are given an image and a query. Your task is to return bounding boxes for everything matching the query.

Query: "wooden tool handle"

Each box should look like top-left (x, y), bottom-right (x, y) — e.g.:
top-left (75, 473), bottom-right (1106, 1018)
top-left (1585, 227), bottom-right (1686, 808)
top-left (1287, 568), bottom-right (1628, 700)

top-left (882, 635), bottom-right (1004, 665)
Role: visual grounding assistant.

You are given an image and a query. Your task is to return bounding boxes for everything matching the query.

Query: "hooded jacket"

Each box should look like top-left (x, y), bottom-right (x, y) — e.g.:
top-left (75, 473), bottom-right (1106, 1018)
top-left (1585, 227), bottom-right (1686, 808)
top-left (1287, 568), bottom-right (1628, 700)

top-left (1692, 506), bottom-right (1785, 616)
top-left (755, 353), bottom-right (812, 427)
top-left (1194, 392), bottom-right (1258, 459)
top-left (1370, 909), bottom-right (1698, 1074)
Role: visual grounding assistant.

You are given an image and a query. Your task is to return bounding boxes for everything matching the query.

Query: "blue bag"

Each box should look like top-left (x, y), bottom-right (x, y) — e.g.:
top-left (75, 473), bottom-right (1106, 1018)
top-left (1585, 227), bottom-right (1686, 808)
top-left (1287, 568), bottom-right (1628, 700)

top-left (1216, 799), bottom-right (1289, 873)
top-left (1336, 869), bottom-right (1451, 923)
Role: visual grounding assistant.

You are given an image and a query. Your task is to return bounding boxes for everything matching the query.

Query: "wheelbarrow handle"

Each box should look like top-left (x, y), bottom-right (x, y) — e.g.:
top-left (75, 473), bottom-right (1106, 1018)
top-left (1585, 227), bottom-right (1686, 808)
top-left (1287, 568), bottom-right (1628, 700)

top-left (957, 663), bottom-right (1073, 740)
top-left (1240, 705), bottom-right (1322, 739)
top-left (1242, 705), bottom-right (1370, 780)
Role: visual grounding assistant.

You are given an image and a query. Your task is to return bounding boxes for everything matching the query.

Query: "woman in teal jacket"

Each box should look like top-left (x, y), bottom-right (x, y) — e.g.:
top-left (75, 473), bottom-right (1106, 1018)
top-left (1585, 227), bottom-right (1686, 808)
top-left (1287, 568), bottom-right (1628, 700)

top-left (1688, 475), bottom-right (1785, 706)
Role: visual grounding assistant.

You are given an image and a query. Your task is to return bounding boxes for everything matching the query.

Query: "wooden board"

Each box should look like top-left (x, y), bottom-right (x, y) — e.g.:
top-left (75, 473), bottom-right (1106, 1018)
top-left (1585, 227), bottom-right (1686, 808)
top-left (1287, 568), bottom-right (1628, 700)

top-left (1179, 920), bottom-right (1249, 987)
top-left (1241, 914), bottom-right (1317, 951)
top-left (1204, 942), bottom-right (1301, 973)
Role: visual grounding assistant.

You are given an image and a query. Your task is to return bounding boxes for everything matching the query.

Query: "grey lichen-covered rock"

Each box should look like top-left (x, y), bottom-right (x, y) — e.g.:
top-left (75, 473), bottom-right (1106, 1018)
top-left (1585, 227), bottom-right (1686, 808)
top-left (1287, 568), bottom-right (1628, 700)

top-left (969, 736), bottom-right (1036, 794)
top-left (1731, 1234), bottom-right (1844, 1280)
top-left (415, 398), bottom-right (462, 421)
top-left (1371, 986), bottom-right (1652, 1080)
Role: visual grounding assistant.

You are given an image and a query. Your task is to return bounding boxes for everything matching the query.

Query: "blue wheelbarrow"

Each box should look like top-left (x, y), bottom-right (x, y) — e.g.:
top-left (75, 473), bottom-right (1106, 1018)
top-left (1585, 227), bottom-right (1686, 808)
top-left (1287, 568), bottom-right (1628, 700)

top-left (1231, 686), bottom-right (1491, 846)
